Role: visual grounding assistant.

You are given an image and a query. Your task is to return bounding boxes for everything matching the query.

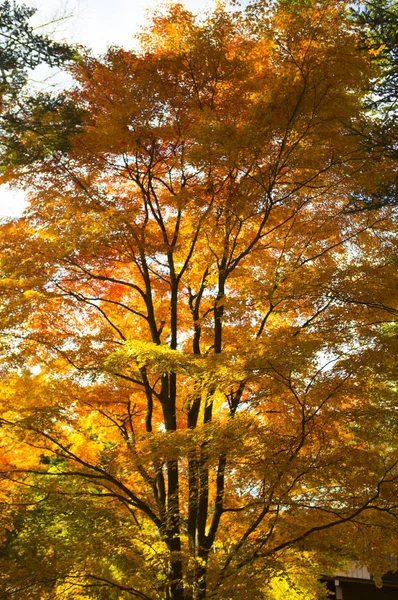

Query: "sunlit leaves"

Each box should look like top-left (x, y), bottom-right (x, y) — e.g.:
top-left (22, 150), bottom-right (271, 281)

top-left (0, 1), bottom-right (397, 598)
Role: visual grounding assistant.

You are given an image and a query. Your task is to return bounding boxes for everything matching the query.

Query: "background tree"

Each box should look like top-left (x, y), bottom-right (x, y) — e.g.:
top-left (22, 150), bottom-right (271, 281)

top-left (0, 1), bottom-right (79, 171)
top-left (0, 0), bottom-right (73, 101)
top-left (348, 0), bottom-right (398, 210)
top-left (356, 0), bottom-right (397, 129)
top-left (0, 1), bottom-right (397, 598)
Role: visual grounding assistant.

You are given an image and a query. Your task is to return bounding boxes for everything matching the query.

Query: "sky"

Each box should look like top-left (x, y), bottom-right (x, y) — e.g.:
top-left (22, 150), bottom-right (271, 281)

top-left (26, 0), bottom-right (215, 54)
top-left (0, 0), bottom-right (215, 217)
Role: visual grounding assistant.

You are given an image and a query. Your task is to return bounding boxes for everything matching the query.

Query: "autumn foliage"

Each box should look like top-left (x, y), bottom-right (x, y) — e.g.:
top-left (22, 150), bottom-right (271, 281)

top-left (0, 1), bottom-right (397, 598)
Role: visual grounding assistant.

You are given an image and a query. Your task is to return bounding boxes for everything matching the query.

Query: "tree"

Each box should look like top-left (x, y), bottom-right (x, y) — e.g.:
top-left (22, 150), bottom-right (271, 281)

top-left (0, 1), bottom-right (397, 598)
top-left (0, 1), bottom-right (78, 172)
top-left (0, 0), bottom-right (75, 103)
top-left (356, 0), bottom-right (398, 122)
top-left (347, 0), bottom-right (398, 210)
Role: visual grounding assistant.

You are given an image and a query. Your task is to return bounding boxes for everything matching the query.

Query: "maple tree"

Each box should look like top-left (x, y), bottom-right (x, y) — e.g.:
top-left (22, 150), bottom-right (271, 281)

top-left (0, 1), bottom-right (397, 598)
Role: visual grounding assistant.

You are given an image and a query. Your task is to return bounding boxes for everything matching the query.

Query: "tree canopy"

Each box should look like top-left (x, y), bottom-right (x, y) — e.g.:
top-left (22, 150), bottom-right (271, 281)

top-left (348, 0), bottom-right (398, 210)
top-left (0, 0), bottom-right (75, 102)
top-left (0, 1), bottom-right (397, 599)
top-left (0, 1), bottom-right (79, 174)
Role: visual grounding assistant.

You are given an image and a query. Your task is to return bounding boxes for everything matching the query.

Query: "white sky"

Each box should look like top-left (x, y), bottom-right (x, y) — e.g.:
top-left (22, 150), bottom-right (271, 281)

top-left (0, 0), bottom-right (216, 217)
top-left (26, 0), bottom-right (215, 54)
